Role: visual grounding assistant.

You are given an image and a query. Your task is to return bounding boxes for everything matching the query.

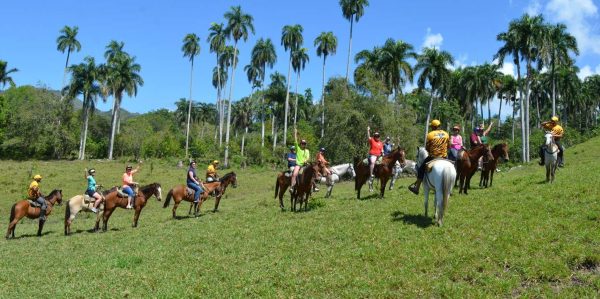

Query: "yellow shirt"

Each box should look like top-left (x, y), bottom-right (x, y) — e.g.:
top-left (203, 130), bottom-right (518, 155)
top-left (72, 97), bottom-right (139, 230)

top-left (28, 180), bottom-right (40, 199)
top-left (426, 130), bottom-right (450, 158)
top-left (543, 123), bottom-right (564, 140)
top-left (206, 164), bottom-right (217, 178)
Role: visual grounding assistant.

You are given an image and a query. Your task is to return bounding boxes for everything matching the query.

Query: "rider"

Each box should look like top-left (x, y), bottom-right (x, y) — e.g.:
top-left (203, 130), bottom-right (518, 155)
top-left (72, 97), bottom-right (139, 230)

top-left (206, 160), bottom-right (219, 182)
top-left (383, 136), bottom-right (393, 156)
top-left (28, 174), bottom-right (46, 221)
top-left (287, 146), bottom-right (297, 174)
top-left (291, 128), bottom-right (311, 193)
top-left (539, 116), bottom-right (564, 167)
top-left (85, 168), bottom-right (103, 213)
top-left (316, 147), bottom-right (332, 184)
top-left (408, 119), bottom-right (450, 195)
top-left (122, 165), bottom-right (140, 209)
top-left (478, 121), bottom-right (494, 145)
top-left (449, 125), bottom-right (463, 161)
top-left (367, 126), bottom-right (384, 182)
top-left (187, 161), bottom-right (204, 204)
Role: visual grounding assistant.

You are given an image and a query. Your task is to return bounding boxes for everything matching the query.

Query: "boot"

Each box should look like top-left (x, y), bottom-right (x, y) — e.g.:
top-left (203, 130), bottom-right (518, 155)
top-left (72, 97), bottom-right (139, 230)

top-left (408, 180), bottom-right (421, 195)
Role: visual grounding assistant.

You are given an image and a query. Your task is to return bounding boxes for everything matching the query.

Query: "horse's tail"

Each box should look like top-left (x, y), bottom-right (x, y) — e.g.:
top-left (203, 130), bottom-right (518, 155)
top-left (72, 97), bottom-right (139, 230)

top-left (9, 204), bottom-right (15, 223)
top-left (442, 165), bottom-right (455, 217)
top-left (274, 177), bottom-right (280, 199)
top-left (64, 200), bottom-right (71, 222)
top-left (163, 189), bottom-right (173, 208)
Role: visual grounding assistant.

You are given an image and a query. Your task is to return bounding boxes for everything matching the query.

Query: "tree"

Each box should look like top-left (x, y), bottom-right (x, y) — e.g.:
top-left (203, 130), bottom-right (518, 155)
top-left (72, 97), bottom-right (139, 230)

top-left (56, 25), bottom-right (82, 100)
top-left (281, 24), bottom-right (304, 146)
top-left (415, 47), bottom-right (454, 143)
top-left (218, 45), bottom-right (238, 146)
top-left (251, 38), bottom-right (277, 147)
top-left (181, 33), bottom-right (201, 158)
top-left (208, 22), bottom-right (227, 145)
top-left (291, 47), bottom-right (310, 128)
top-left (496, 74), bottom-right (517, 139)
top-left (0, 60), bottom-right (18, 90)
top-left (232, 97), bottom-right (253, 157)
top-left (223, 5), bottom-right (255, 167)
top-left (339, 0), bottom-right (370, 82)
top-left (314, 31), bottom-right (338, 137)
top-left (379, 38), bottom-right (416, 96)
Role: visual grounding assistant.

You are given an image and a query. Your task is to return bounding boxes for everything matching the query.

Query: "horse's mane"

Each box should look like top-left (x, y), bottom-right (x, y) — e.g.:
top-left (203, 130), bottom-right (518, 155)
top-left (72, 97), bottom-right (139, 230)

top-left (219, 172), bottom-right (236, 182)
top-left (140, 183), bottom-right (160, 193)
top-left (103, 187), bottom-right (118, 196)
top-left (47, 189), bottom-right (61, 197)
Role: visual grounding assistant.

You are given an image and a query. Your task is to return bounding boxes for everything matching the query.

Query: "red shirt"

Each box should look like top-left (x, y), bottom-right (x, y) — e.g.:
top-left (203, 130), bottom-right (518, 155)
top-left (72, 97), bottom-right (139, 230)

top-left (368, 137), bottom-right (383, 156)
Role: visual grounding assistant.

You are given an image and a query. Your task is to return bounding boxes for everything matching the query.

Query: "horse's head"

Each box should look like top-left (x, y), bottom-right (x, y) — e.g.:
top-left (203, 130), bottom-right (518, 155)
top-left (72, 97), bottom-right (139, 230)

top-left (141, 183), bottom-right (162, 201)
top-left (348, 163), bottom-right (356, 178)
top-left (416, 147), bottom-right (428, 166)
top-left (483, 145), bottom-right (494, 162)
top-left (544, 132), bottom-right (554, 146)
top-left (221, 172), bottom-right (237, 188)
top-left (497, 143), bottom-right (510, 162)
top-left (50, 189), bottom-right (63, 206)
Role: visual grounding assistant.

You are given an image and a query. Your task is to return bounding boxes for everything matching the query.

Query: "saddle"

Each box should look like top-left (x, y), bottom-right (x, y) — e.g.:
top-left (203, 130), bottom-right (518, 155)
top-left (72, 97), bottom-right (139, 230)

top-left (363, 156), bottom-right (383, 165)
top-left (28, 200), bottom-right (43, 207)
top-left (83, 195), bottom-right (95, 204)
top-left (425, 158), bottom-right (453, 173)
top-left (116, 187), bottom-right (133, 198)
top-left (284, 171), bottom-right (292, 177)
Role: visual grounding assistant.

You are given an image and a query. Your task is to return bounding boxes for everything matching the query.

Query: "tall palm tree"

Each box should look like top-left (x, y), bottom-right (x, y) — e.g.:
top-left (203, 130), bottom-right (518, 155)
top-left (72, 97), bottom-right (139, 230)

top-left (218, 45), bottom-right (238, 146)
top-left (291, 47), bottom-right (310, 128)
top-left (415, 47), bottom-right (454, 143)
top-left (354, 46), bottom-right (384, 94)
top-left (104, 51), bottom-right (144, 160)
top-left (339, 0), bottom-right (369, 82)
top-left (56, 25), bottom-right (82, 100)
top-left (65, 57), bottom-right (102, 160)
top-left (497, 74), bottom-right (517, 138)
top-left (232, 97), bottom-right (253, 157)
top-left (224, 5), bottom-right (255, 167)
top-left (379, 38), bottom-right (416, 97)
top-left (251, 38), bottom-right (277, 147)
top-left (181, 33), bottom-right (201, 158)
top-left (314, 31), bottom-right (338, 138)
top-left (0, 60), bottom-right (18, 90)
top-left (281, 24), bottom-right (303, 146)
top-left (208, 22), bottom-right (227, 144)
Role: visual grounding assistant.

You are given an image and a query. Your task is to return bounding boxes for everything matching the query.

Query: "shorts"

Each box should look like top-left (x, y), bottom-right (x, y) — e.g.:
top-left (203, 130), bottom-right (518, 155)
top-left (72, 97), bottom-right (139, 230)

top-left (85, 189), bottom-right (96, 197)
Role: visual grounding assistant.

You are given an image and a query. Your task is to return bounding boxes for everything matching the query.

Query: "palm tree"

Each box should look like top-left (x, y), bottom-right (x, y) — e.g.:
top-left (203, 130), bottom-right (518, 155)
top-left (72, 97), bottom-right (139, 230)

top-left (314, 31), bottom-right (338, 138)
top-left (281, 24), bottom-right (304, 146)
top-left (379, 38), bottom-right (416, 97)
top-left (251, 38), bottom-right (277, 147)
top-left (181, 33), bottom-right (201, 158)
top-left (65, 57), bottom-right (102, 160)
top-left (208, 22), bottom-right (227, 144)
top-left (0, 60), bottom-right (18, 90)
top-left (354, 46), bottom-right (384, 94)
top-left (104, 51), bottom-right (144, 160)
top-left (104, 40), bottom-right (125, 63)
top-left (218, 45), bottom-right (238, 146)
top-left (339, 0), bottom-right (370, 82)
top-left (497, 74), bottom-right (517, 138)
top-left (415, 47), bottom-right (454, 143)
top-left (267, 72), bottom-right (287, 150)
top-left (232, 97), bottom-right (253, 157)
top-left (291, 47), bottom-right (310, 128)
top-left (56, 25), bottom-right (82, 100)
top-left (224, 5), bottom-right (255, 167)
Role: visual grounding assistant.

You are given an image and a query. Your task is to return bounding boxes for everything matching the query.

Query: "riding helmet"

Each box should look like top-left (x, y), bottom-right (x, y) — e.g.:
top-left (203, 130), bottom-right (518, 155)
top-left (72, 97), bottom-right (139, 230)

top-left (213, 160), bottom-right (219, 164)
top-left (551, 116), bottom-right (559, 122)
top-left (33, 174), bottom-right (42, 180)
top-left (430, 119), bottom-right (441, 127)
top-left (88, 168), bottom-right (96, 175)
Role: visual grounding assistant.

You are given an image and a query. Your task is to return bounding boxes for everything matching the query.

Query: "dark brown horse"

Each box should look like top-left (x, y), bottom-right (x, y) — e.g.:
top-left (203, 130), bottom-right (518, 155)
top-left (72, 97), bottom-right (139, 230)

top-left (163, 181), bottom-right (222, 218)
top-left (274, 164), bottom-right (321, 211)
top-left (455, 145), bottom-right (494, 194)
top-left (186, 172), bottom-right (238, 215)
top-left (354, 147), bottom-right (405, 199)
top-left (102, 183), bottom-right (162, 231)
top-left (480, 143), bottom-right (510, 188)
top-left (6, 189), bottom-right (63, 239)
top-left (291, 162), bottom-right (320, 212)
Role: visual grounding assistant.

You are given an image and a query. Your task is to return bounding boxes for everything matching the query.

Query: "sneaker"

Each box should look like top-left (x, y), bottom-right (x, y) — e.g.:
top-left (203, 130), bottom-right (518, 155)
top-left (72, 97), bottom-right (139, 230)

top-left (314, 187), bottom-right (320, 192)
top-left (495, 168), bottom-right (501, 173)
top-left (126, 204), bottom-right (133, 209)
top-left (408, 184), bottom-right (419, 195)
top-left (91, 207), bottom-right (98, 214)
top-left (558, 163), bottom-right (564, 168)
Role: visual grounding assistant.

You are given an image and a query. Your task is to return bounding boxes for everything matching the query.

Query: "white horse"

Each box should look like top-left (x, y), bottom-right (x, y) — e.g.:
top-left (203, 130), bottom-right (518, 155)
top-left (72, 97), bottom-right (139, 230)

top-left (318, 163), bottom-right (356, 198)
top-left (389, 160), bottom-right (417, 190)
top-left (64, 193), bottom-right (105, 235)
top-left (416, 147), bottom-right (457, 226)
top-left (544, 132), bottom-right (559, 183)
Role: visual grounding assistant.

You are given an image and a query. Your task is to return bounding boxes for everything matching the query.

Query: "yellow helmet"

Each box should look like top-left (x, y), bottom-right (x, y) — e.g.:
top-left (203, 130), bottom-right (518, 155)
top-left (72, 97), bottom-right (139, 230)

top-left (33, 175), bottom-right (42, 180)
top-left (551, 116), bottom-right (559, 122)
top-left (430, 119), bottom-right (441, 127)
top-left (213, 160), bottom-right (219, 164)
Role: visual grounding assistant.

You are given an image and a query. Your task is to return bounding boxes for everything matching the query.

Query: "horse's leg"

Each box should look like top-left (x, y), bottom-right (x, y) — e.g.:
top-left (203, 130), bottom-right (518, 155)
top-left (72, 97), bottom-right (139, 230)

top-left (423, 185), bottom-right (429, 217)
top-left (326, 183), bottom-right (333, 198)
top-left (213, 196), bottom-right (221, 212)
top-left (132, 206), bottom-right (141, 227)
top-left (102, 208), bottom-right (115, 232)
top-left (435, 188), bottom-right (444, 226)
top-left (65, 207), bottom-right (79, 236)
top-left (172, 200), bottom-right (180, 219)
top-left (380, 176), bottom-right (388, 199)
top-left (459, 174), bottom-right (465, 194)
top-left (94, 211), bottom-right (101, 232)
top-left (37, 219), bottom-right (45, 237)
top-left (6, 213), bottom-right (20, 239)
top-left (489, 167), bottom-right (494, 187)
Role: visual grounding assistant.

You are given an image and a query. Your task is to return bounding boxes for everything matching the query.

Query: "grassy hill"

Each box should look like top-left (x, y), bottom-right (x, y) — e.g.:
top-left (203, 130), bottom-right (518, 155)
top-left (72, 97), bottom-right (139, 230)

top-left (0, 137), bottom-right (598, 297)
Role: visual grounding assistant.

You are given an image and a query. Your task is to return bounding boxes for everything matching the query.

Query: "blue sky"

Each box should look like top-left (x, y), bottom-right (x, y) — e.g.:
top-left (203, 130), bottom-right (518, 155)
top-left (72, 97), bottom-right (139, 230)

top-left (3, 0), bottom-right (600, 114)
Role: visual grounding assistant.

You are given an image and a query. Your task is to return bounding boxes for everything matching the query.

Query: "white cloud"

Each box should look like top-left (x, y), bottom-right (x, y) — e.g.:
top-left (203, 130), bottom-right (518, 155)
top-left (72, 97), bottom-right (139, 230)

top-left (500, 62), bottom-right (517, 77)
top-left (526, 0), bottom-right (542, 15)
top-left (542, 0), bottom-right (600, 55)
top-left (423, 28), bottom-right (443, 49)
top-left (578, 64), bottom-right (600, 79)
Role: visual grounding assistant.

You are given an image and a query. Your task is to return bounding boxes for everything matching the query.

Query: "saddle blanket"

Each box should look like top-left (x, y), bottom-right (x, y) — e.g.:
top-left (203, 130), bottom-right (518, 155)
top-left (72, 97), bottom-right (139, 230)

top-left (362, 156), bottom-right (383, 165)
top-left (28, 200), bottom-right (43, 207)
top-left (425, 158), bottom-right (454, 173)
top-left (84, 195), bottom-right (95, 204)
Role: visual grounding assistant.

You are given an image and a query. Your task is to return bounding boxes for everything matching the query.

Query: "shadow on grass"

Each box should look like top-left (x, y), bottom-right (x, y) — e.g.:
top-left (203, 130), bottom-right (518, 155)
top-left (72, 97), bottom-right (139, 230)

top-left (357, 193), bottom-right (381, 201)
top-left (10, 230), bottom-right (54, 239)
top-left (390, 211), bottom-right (434, 228)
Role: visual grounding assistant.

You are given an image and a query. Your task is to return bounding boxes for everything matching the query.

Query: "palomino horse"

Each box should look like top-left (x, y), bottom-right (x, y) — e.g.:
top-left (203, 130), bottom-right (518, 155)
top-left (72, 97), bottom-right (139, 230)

top-left (163, 179), bottom-right (223, 218)
top-left (102, 183), bottom-right (162, 231)
top-left (64, 186), bottom-right (109, 235)
top-left (291, 162), bottom-right (320, 212)
top-left (316, 163), bottom-right (355, 198)
top-left (183, 172), bottom-right (238, 216)
top-left (354, 147), bottom-right (405, 199)
top-left (479, 143), bottom-right (510, 188)
top-left (455, 144), bottom-right (494, 195)
top-left (543, 133), bottom-right (559, 183)
top-left (6, 189), bottom-right (63, 239)
top-left (416, 147), bottom-right (456, 227)
top-left (389, 159), bottom-right (417, 190)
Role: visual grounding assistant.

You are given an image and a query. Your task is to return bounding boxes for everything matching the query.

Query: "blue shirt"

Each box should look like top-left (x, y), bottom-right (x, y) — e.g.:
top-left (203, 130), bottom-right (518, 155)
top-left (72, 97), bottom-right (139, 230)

top-left (286, 153), bottom-right (297, 167)
top-left (87, 175), bottom-right (96, 191)
top-left (383, 143), bottom-right (393, 155)
top-left (187, 167), bottom-right (198, 184)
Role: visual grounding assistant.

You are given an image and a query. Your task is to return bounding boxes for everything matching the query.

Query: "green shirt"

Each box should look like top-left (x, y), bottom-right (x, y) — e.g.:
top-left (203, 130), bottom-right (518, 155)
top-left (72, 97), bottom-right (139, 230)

top-left (295, 141), bottom-right (310, 165)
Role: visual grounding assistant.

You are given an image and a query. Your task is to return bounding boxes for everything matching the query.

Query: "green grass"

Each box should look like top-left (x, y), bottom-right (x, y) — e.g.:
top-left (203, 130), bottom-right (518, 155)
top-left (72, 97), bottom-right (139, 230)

top-left (1, 138), bottom-right (599, 298)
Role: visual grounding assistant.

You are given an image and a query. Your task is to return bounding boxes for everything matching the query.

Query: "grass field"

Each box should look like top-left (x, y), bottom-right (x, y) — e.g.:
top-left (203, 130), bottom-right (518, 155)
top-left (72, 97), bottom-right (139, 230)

top-left (1, 138), bottom-right (599, 298)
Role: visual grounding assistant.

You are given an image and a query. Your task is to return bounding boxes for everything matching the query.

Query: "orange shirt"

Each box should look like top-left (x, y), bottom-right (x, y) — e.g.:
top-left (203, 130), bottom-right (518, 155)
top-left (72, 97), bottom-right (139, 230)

top-left (122, 173), bottom-right (134, 188)
top-left (368, 137), bottom-right (383, 156)
top-left (316, 152), bottom-right (328, 164)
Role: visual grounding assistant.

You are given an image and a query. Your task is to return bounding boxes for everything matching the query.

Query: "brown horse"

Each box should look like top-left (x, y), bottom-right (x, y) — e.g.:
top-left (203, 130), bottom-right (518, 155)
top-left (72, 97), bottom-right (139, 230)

top-left (6, 189), bottom-right (63, 239)
top-left (455, 145), bottom-right (494, 195)
top-left (480, 143), bottom-right (510, 188)
top-left (274, 164), bottom-right (321, 211)
top-left (186, 172), bottom-right (238, 215)
top-left (354, 147), bottom-right (405, 199)
top-left (102, 183), bottom-right (162, 231)
top-left (163, 181), bottom-right (221, 218)
top-left (291, 162), bottom-right (320, 212)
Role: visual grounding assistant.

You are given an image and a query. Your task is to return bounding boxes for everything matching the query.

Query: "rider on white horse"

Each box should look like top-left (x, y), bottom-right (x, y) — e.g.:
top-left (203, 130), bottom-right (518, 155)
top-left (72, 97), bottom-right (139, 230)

top-left (84, 168), bottom-right (103, 213)
top-left (539, 116), bottom-right (564, 167)
top-left (408, 119), bottom-right (450, 195)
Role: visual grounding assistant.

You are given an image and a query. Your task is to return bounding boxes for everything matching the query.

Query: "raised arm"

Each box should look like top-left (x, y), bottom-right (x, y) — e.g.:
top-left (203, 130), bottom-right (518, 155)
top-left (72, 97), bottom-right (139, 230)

top-left (483, 121), bottom-right (494, 136)
top-left (84, 168), bottom-right (88, 180)
top-left (294, 128), bottom-right (298, 144)
top-left (367, 126), bottom-right (371, 140)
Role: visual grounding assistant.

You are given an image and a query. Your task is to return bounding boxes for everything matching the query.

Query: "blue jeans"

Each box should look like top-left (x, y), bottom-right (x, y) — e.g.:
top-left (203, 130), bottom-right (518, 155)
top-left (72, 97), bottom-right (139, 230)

top-left (122, 186), bottom-right (135, 197)
top-left (187, 182), bottom-right (203, 202)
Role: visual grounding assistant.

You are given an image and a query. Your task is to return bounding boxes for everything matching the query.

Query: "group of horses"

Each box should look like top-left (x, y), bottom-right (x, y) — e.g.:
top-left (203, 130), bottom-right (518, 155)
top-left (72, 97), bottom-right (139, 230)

top-left (6, 172), bottom-right (237, 239)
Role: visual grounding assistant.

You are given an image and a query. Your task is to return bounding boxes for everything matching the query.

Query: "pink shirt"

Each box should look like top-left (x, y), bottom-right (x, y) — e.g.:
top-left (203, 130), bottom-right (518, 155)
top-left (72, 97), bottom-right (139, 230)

top-left (450, 135), bottom-right (463, 150)
top-left (122, 172), bottom-right (135, 188)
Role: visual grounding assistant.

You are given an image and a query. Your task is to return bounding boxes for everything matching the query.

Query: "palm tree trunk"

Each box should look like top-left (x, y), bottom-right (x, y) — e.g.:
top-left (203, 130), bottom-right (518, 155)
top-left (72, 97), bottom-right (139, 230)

top-left (78, 96), bottom-right (87, 160)
top-left (511, 99), bottom-right (516, 143)
top-left (108, 94), bottom-right (121, 160)
top-left (217, 55), bottom-right (224, 147)
top-left (185, 59), bottom-right (194, 158)
top-left (497, 95), bottom-right (503, 138)
top-left (479, 98), bottom-right (484, 125)
top-left (241, 126), bottom-right (248, 156)
top-left (283, 54), bottom-right (292, 146)
top-left (345, 17), bottom-right (354, 82)
top-left (272, 122), bottom-right (277, 151)
top-left (536, 94), bottom-right (541, 127)
top-left (261, 86), bottom-right (266, 147)
top-left (294, 71), bottom-right (300, 128)
top-left (487, 97), bottom-right (492, 125)
top-left (516, 62), bottom-right (526, 162)
top-left (525, 60), bottom-right (532, 162)
top-left (321, 55), bottom-right (327, 138)
top-left (424, 91), bottom-right (434, 145)
top-left (60, 48), bottom-right (71, 102)
top-left (81, 107), bottom-right (89, 160)
top-left (224, 42), bottom-right (237, 167)
top-left (551, 60), bottom-right (556, 116)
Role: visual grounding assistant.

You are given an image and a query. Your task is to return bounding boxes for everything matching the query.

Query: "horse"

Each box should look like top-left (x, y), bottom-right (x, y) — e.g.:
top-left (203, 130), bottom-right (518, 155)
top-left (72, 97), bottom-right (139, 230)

top-left (291, 162), bottom-right (320, 212)
top-left (389, 159), bottom-right (417, 190)
top-left (6, 189), bottom-right (63, 239)
top-left (455, 144), bottom-right (494, 195)
top-left (185, 172), bottom-right (238, 215)
top-left (415, 147), bottom-right (456, 227)
top-left (163, 179), bottom-right (223, 218)
top-left (479, 143), bottom-right (510, 188)
top-left (353, 147), bottom-right (405, 199)
top-left (64, 186), bottom-right (109, 235)
top-left (316, 163), bottom-right (355, 198)
top-left (543, 132), bottom-right (559, 183)
top-left (102, 183), bottom-right (162, 231)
